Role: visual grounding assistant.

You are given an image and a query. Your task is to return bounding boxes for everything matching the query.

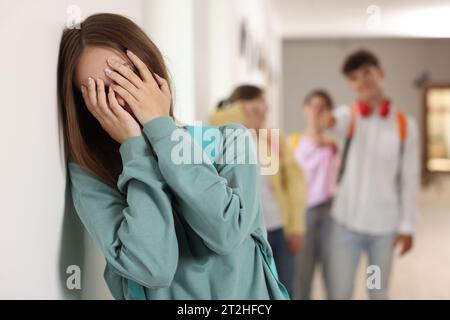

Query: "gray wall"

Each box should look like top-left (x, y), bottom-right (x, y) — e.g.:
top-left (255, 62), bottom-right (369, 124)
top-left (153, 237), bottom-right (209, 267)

top-left (282, 38), bottom-right (450, 134)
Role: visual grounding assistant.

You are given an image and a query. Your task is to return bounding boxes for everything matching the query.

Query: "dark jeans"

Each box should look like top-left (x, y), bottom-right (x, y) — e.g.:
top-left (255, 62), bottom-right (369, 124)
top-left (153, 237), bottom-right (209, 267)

top-left (267, 227), bottom-right (295, 298)
top-left (295, 199), bottom-right (333, 300)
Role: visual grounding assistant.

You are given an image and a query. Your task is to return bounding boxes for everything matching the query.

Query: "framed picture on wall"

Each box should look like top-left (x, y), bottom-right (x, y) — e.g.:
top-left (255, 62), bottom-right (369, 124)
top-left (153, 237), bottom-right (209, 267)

top-left (423, 84), bottom-right (450, 176)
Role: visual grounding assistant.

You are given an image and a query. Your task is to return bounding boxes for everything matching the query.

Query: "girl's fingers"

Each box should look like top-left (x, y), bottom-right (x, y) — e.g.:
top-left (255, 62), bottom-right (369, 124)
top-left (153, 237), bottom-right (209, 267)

top-left (126, 49), bottom-right (154, 85)
top-left (81, 85), bottom-right (99, 118)
top-left (107, 86), bottom-right (128, 119)
top-left (87, 77), bottom-right (98, 107)
top-left (111, 84), bottom-right (138, 110)
top-left (95, 79), bottom-right (115, 119)
top-left (104, 67), bottom-right (140, 100)
top-left (154, 73), bottom-right (171, 97)
top-left (106, 58), bottom-right (143, 89)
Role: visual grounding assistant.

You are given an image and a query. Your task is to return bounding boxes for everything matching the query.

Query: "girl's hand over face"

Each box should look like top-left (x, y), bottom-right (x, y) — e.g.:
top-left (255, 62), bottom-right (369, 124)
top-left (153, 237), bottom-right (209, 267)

top-left (104, 50), bottom-right (171, 126)
top-left (81, 78), bottom-right (142, 144)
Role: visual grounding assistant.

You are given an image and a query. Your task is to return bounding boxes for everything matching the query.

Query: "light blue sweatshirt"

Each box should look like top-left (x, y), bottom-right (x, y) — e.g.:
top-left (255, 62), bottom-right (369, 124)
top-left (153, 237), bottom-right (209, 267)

top-left (68, 116), bottom-right (290, 300)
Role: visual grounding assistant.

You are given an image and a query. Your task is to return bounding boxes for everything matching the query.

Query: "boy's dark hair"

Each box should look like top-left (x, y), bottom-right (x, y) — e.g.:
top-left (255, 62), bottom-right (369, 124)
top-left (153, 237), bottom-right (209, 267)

top-left (342, 49), bottom-right (380, 76)
top-left (304, 89), bottom-right (334, 110)
top-left (216, 99), bottom-right (230, 110)
top-left (229, 85), bottom-right (263, 104)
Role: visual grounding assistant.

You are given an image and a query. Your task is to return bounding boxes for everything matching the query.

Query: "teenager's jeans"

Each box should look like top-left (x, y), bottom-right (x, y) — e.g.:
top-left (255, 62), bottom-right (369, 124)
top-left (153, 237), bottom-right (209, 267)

top-left (267, 227), bottom-right (295, 298)
top-left (327, 220), bottom-right (396, 300)
top-left (296, 200), bottom-right (332, 300)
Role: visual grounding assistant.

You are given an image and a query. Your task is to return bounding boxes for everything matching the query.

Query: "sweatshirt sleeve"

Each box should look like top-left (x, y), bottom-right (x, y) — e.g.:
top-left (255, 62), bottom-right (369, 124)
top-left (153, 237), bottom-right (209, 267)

top-left (68, 135), bottom-right (179, 288)
top-left (279, 134), bottom-right (308, 235)
top-left (142, 116), bottom-right (260, 255)
top-left (398, 117), bottom-right (420, 234)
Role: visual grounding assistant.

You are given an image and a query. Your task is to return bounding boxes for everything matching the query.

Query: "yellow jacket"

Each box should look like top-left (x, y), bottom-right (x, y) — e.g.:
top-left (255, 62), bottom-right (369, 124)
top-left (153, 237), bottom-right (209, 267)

top-left (210, 103), bottom-right (308, 235)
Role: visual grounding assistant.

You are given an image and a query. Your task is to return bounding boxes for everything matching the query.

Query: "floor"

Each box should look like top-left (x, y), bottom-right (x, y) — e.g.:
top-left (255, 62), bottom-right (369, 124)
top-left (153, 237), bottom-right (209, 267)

top-left (307, 175), bottom-right (450, 299)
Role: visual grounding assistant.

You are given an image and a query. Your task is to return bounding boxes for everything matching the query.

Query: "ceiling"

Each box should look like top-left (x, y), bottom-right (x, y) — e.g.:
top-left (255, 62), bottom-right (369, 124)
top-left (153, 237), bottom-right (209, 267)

top-left (270, 0), bottom-right (450, 38)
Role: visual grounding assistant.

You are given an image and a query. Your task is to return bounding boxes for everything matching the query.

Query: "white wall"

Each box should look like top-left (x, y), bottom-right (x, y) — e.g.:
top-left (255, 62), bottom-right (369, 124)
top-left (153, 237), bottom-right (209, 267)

top-left (142, 0), bottom-right (196, 125)
top-left (0, 0), bottom-right (142, 299)
top-left (207, 0), bottom-right (283, 127)
top-left (141, 0), bottom-right (283, 126)
top-left (0, 0), bottom-right (283, 299)
top-left (231, 0), bottom-right (283, 128)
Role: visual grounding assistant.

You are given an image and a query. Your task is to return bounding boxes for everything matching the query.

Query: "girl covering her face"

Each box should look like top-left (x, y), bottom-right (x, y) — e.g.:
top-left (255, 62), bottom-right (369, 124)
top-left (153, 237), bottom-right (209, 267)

top-left (58, 13), bottom-right (289, 300)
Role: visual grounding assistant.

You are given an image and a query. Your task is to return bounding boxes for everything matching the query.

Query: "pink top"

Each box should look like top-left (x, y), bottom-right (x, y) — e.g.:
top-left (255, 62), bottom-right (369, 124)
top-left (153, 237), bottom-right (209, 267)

top-left (294, 136), bottom-right (338, 208)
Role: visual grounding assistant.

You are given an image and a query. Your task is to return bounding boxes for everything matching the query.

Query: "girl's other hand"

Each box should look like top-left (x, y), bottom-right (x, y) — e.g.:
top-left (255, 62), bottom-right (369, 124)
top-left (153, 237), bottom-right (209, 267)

top-left (104, 50), bottom-right (171, 126)
top-left (288, 234), bottom-right (304, 255)
top-left (321, 108), bottom-right (336, 129)
top-left (80, 77), bottom-right (142, 144)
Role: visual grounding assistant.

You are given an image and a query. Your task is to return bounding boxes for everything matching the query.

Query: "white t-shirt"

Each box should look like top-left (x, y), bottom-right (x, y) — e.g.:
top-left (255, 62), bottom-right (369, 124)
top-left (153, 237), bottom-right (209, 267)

top-left (259, 170), bottom-right (284, 232)
top-left (330, 104), bottom-right (420, 235)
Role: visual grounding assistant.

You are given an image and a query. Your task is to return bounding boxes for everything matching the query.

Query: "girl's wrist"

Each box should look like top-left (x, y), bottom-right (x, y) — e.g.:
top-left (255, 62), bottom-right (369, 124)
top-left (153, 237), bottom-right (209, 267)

top-left (139, 110), bottom-right (170, 127)
top-left (120, 133), bottom-right (143, 145)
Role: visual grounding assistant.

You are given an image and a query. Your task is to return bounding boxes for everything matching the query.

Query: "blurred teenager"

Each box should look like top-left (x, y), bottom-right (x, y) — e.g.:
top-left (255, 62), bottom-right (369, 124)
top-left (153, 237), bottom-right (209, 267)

top-left (289, 90), bottom-right (338, 299)
top-left (326, 49), bottom-right (420, 300)
top-left (210, 85), bottom-right (308, 297)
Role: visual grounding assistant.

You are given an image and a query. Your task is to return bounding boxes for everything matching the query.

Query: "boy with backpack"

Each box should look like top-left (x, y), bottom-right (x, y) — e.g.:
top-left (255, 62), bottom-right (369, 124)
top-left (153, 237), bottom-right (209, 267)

top-left (326, 49), bottom-right (420, 299)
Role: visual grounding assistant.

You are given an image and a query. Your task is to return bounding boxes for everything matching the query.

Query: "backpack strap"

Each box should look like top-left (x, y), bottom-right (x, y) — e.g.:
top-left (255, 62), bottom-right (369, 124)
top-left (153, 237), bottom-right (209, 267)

top-left (397, 111), bottom-right (408, 145)
top-left (344, 108), bottom-right (407, 143)
top-left (396, 111), bottom-right (408, 193)
top-left (347, 105), bottom-right (358, 138)
top-left (337, 107), bottom-right (409, 184)
top-left (337, 105), bottom-right (358, 183)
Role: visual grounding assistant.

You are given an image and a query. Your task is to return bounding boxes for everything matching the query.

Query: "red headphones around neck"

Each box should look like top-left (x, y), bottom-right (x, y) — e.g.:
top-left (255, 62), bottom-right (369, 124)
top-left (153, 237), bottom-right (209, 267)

top-left (358, 99), bottom-right (391, 118)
